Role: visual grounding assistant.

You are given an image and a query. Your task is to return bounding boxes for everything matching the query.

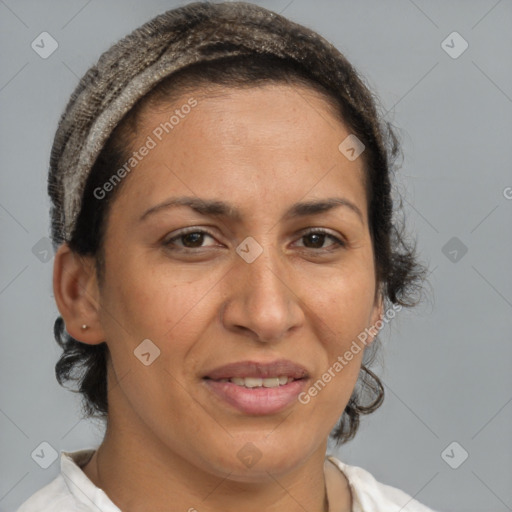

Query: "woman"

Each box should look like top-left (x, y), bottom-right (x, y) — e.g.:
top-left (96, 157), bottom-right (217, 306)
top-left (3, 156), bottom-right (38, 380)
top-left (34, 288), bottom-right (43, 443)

top-left (17, 2), bottom-right (434, 511)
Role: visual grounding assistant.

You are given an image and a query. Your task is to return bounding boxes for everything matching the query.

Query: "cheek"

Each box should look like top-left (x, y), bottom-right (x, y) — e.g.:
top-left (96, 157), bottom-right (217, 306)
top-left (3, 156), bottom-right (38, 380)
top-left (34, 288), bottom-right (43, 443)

top-left (293, 264), bottom-right (375, 418)
top-left (101, 253), bottom-right (204, 337)
top-left (97, 259), bottom-right (210, 405)
top-left (310, 261), bottom-right (376, 349)
top-left (98, 253), bottom-right (225, 383)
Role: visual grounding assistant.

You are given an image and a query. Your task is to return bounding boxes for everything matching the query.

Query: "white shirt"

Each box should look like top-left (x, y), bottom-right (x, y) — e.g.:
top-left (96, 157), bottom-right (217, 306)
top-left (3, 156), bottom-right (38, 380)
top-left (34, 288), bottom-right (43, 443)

top-left (16, 449), bottom-right (437, 511)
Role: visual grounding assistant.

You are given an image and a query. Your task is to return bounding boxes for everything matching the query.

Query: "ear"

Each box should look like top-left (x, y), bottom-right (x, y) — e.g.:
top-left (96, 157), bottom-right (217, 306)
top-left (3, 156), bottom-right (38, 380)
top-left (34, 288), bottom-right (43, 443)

top-left (367, 285), bottom-right (384, 345)
top-left (52, 243), bottom-right (106, 345)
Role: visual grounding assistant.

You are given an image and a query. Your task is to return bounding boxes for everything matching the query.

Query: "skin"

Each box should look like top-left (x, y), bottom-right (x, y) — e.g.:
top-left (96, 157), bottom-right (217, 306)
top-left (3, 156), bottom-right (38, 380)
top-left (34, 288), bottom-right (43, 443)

top-left (54, 83), bottom-right (383, 512)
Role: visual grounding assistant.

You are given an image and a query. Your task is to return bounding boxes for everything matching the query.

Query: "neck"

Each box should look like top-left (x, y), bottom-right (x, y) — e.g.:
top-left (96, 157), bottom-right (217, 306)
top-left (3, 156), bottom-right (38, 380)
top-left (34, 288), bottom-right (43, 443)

top-left (85, 430), bottom-right (331, 512)
top-left (81, 366), bottom-right (351, 512)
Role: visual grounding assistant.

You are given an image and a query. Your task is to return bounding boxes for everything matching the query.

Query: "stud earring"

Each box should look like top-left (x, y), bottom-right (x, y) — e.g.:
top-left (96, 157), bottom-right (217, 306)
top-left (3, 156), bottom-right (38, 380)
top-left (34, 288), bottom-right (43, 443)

top-left (81, 324), bottom-right (88, 330)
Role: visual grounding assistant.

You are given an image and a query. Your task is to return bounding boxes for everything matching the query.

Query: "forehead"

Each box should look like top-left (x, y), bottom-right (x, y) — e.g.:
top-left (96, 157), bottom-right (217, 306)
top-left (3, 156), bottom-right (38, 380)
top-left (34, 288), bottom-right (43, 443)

top-left (109, 83), bottom-right (368, 224)
top-left (134, 80), bottom-right (346, 142)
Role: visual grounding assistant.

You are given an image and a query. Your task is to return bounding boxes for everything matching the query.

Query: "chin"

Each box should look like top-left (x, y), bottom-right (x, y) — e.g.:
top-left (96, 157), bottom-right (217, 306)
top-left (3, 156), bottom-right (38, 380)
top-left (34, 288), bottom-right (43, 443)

top-left (202, 437), bottom-right (313, 482)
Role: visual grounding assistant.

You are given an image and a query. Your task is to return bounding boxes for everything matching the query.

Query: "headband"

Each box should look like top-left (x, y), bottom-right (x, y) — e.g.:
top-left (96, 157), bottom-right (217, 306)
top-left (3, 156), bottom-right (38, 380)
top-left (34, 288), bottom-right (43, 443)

top-left (48, 1), bottom-right (350, 245)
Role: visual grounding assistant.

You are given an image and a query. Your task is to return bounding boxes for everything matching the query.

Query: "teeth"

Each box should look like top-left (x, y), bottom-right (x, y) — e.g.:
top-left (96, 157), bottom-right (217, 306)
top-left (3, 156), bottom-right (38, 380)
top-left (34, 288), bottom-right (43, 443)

top-left (244, 377), bottom-right (262, 388)
top-left (262, 377), bottom-right (280, 388)
top-left (223, 376), bottom-right (294, 388)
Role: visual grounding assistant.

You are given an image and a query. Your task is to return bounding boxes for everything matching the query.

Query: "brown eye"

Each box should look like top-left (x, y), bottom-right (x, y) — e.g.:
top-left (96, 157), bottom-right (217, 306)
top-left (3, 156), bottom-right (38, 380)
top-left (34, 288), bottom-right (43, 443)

top-left (163, 229), bottom-right (218, 250)
top-left (296, 229), bottom-right (345, 250)
top-left (180, 232), bottom-right (206, 248)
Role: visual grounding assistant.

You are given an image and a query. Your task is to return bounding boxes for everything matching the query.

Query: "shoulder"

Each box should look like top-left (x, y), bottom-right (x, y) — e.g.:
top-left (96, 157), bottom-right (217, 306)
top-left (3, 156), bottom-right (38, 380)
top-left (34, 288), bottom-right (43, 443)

top-left (327, 456), bottom-right (438, 512)
top-left (16, 449), bottom-right (117, 512)
top-left (16, 474), bottom-right (87, 512)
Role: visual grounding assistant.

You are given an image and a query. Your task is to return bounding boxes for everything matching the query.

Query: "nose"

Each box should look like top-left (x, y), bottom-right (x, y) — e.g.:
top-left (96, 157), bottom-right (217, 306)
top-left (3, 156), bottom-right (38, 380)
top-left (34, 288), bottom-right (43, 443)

top-left (220, 243), bottom-right (304, 343)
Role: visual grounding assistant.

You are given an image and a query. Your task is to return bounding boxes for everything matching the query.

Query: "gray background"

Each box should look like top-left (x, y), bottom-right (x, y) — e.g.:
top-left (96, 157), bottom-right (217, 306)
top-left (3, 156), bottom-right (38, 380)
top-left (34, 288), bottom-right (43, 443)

top-left (1, 1), bottom-right (511, 511)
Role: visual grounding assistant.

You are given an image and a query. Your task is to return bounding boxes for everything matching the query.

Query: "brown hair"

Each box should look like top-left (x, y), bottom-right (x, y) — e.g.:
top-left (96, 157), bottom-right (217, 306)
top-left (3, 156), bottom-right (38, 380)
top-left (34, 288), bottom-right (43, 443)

top-left (53, 2), bottom-right (428, 445)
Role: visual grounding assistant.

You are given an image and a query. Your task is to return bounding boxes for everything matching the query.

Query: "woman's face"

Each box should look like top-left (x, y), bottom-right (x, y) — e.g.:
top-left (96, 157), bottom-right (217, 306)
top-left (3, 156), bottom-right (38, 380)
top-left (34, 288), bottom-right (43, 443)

top-left (94, 83), bottom-right (382, 480)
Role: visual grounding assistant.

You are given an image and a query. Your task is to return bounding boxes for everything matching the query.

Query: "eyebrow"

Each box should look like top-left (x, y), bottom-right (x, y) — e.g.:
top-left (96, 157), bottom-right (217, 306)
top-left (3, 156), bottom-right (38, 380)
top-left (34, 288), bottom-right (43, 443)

top-left (139, 196), bottom-right (364, 224)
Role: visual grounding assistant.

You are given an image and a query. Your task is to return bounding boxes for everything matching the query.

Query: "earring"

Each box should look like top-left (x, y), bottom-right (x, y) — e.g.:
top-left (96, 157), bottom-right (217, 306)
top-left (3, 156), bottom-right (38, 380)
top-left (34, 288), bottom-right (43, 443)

top-left (81, 324), bottom-right (88, 330)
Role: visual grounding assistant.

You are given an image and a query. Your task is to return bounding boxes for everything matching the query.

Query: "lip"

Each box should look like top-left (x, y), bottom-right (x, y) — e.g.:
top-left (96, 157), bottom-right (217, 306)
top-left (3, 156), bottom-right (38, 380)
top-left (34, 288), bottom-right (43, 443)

top-left (203, 378), bottom-right (308, 415)
top-left (203, 359), bottom-right (309, 380)
top-left (202, 359), bottom-right (309, 415)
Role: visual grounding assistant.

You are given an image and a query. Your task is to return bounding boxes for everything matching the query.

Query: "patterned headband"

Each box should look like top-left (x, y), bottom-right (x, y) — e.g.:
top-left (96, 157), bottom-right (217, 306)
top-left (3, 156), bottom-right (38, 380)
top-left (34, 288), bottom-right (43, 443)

top-left (48, 1), bottom-right (356, 245)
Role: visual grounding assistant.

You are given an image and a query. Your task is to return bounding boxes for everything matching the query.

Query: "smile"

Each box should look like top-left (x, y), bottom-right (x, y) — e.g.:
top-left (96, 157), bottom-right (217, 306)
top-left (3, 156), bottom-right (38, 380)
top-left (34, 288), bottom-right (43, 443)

top-left (215, 376), bottom-right (295, 387)
top-left (202, 359), bottom-right (310, 415)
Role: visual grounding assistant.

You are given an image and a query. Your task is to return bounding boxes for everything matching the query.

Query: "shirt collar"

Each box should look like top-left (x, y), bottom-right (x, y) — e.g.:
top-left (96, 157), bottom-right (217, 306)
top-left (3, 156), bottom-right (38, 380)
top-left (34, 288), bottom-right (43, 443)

top-left (60, 449), bottom-right (121, 512)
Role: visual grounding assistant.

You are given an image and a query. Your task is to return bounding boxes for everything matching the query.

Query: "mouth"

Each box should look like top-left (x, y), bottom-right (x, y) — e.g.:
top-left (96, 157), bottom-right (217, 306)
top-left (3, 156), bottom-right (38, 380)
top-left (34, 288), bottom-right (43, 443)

top-left (202, 359), bottom-right (309, 415)
top-left (206, 375), bottom-right (299, 388)
top-left (203, 359), bottom-right (309, 381)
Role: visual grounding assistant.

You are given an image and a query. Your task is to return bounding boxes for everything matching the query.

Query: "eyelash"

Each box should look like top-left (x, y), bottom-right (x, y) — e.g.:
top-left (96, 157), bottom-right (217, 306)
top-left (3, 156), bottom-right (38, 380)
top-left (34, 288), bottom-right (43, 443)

top-left (163, 227), bottom-right (346, 252)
